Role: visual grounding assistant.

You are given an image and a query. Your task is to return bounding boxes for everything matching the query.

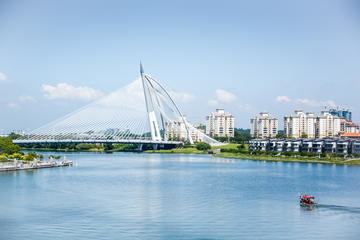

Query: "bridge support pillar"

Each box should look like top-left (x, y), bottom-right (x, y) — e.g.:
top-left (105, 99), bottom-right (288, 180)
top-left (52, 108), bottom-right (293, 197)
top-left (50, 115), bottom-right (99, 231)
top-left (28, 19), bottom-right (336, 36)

top-left (152, 144), bottom-right (158, 150)
top-left (138, 144), bottom-right (143, 151)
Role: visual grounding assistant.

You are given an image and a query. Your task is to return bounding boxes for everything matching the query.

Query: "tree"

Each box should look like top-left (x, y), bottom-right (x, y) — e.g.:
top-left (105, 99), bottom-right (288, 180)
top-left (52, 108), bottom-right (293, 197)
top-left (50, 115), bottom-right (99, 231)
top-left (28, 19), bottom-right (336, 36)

top-left (182, 140), bottom-right (192, 148)
top-left (0, 137), bottom-right (21, 154)
top-left (237, 144), bottom-right (245, 149)
top-left (8, 152), bottom-right (25, 160)
top-left (195, 142), bottom-right (211, 151)
top-left (233, 129), bottom-right (252, 143)
top-left (76, 143), bottom-right (96, 151)
top-left (25, 152), bottom-right (38, 160)
top-left (8, 133), bottom-right (22, 140)
top-left (0, 154), bottom-right (8, 162)
top-left (104, 143), bottom-right (114, 151)
top-left (275, 133), bottom-right (286, 139)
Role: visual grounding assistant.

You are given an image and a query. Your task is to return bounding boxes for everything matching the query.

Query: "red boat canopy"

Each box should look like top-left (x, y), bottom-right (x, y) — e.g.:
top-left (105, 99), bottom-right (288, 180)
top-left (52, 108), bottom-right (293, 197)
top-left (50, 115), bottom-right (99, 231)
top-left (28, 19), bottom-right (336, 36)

top-left (303, 195), bottom-right (313, 198)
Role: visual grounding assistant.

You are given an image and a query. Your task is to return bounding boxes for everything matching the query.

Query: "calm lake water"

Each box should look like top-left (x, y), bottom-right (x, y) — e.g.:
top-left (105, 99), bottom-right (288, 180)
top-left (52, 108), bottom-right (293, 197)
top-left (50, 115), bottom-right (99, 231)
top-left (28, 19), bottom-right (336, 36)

top-left (1, 152), bottom-right (360, 240)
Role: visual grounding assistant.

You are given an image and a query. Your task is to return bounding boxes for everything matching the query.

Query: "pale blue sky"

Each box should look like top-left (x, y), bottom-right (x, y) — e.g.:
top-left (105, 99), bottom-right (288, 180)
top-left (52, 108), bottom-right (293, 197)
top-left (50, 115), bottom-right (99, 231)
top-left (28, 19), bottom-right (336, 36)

top-left (1, 0), bottom-right (360, 132)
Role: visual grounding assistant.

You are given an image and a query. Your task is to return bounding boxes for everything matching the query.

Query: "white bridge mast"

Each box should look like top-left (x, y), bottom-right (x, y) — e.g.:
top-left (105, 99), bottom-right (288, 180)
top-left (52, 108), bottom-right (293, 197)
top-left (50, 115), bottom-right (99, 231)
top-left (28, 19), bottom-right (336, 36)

top-left (140, 63), bottom-right (162, 141)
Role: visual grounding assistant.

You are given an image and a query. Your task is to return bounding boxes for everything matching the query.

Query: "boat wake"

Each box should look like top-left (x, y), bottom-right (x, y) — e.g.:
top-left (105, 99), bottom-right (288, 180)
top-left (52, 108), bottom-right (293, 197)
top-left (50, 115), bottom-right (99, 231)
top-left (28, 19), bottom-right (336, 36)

top-left (316, 204), bottom-right (360, 214)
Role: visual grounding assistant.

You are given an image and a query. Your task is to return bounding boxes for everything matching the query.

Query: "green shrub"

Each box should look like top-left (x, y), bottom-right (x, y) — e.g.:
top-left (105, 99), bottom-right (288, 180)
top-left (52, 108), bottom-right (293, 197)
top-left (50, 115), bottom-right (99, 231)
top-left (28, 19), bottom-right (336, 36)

top-left (104, 143), bottom-right (114, 151)
top-left (282, 152), bottom-right (292, 156)
top-left (183, 140), bottom-right (193, 148)
top-left (7, 152), bottom-right (24, 160)
top-left (0, 154), bottom-right (8, 162)
top-left (76, 143), bottom-right (98, 151)
top-left (25, 152), bottom-right (38, 160)
top-left (237, 144), bottom-right (246, 149)
top-left (195, 142), bottom-right (211, 151)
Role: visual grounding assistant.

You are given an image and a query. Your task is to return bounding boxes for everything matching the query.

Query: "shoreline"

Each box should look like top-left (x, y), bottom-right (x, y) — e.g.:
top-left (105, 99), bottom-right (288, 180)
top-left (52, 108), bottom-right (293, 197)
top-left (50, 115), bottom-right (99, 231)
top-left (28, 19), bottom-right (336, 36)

top-left (212, 153), bottom-right (360, 165)
top-left (19, 147), bottom-right (360, 166)
top-left (144, 149), bottom-right (360, 166)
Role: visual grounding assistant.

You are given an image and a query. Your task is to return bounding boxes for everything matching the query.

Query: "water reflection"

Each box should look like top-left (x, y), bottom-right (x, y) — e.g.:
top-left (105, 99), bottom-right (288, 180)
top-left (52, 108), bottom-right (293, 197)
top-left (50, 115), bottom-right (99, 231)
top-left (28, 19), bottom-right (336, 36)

top-left (1, 152), bottom-right (360, 240)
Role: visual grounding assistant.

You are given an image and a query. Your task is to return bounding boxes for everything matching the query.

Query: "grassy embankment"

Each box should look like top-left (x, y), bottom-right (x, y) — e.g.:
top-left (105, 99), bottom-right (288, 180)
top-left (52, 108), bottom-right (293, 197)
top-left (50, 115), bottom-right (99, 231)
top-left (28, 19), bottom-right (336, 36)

top-left (144, 143), bottom-right (241, 154)
top-left (215, 152), bottom-right (360, 165)
top-left (147, 143), bottom-right (360, 165)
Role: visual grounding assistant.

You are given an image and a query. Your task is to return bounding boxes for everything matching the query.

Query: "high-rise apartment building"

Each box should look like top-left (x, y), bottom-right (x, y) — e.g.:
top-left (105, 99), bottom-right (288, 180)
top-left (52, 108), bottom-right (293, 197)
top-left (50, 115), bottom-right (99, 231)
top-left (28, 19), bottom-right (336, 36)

top-left (250, 111), bottom-right (278, 138)
top-left (284, 109), bottom-right (341, 138)
top-left (315, 110), bottom-right (341, 138)
top-left (165, 116), bottom-right (205, 142)
top-left (205, 108), bottom-right (234, 137)
top-left (284, 110), bottom-right (316, 138)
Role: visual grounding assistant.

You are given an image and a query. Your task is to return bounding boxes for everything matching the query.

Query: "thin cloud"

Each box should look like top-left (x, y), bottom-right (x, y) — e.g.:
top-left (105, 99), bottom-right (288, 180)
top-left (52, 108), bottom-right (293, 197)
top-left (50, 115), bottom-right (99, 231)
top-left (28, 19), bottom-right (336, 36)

top-left (7, 102), bottom-right (21, 110)
top-left (170, 91), bottom-right (196, 103)
top-left (296, 98), bottom-right (336, 107)
top-left (208, 99), bottom-right (218, 106)
top-left (215, 89), bottom-right (237, 103)
top-left (237, 103), bottom-right (252, 112)
top-left (42, 83), bottom-right (103, 101)
top-left (276, 96), bottom-right (291, 102)
top-left (19, 95), bottom-right (37, 103)
top-left (0, 73), bottom-right (9, 83)
top-left (275, 96), bottom-right (337, 108)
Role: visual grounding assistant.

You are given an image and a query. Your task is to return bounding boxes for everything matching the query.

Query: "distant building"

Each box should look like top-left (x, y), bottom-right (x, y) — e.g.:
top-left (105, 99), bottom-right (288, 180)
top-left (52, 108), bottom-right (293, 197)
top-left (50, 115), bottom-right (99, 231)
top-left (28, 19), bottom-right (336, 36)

top-left (250, 111), bottom-right (278, 138)
top-left (284, 109), bottom-right (341, 138)
top-left (284, 110), bottom-right (316, 138)
top-left (316, 110), bottom-right (341, 138)
top-left (165, 116), bottom-right (205, 142)
top-left (340, 133), bottom-right (360, 139)
top-left (205, 108), bottom-right (234, 137)
top-left (340, 118), bottom-right (360, 134)
top-left (329, 107), bottom-right (352, 121)
top-left (249, 138), bottom-right (360, 154)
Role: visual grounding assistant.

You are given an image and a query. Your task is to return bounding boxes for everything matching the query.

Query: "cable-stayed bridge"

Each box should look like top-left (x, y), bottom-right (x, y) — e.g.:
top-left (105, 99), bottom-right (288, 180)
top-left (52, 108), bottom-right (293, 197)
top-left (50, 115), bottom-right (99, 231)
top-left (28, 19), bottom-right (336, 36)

top-left (14, 64), bottom-right (220, 149)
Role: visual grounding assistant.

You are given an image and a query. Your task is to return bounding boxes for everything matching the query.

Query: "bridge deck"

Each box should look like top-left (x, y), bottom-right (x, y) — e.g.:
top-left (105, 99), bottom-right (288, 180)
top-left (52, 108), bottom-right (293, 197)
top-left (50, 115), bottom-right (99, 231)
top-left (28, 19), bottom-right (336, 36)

top-left (13, 139), bottom-right (181, 145)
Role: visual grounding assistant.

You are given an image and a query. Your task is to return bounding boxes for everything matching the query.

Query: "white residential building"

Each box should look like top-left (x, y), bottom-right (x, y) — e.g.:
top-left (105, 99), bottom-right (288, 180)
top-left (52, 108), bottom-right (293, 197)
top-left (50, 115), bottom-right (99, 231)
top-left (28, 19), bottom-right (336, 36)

top-left (284, 109), bottom-right (341, 138)
top-left (284, 110), bottom-right (316, 138)
top-left (340, 118), bottom-right (360, 133)
top-left (205, 108), bottom-right (235, 137)
top-left (316, 110), bottom-right (341, 138)
top-left (250, 111), bottom-right (278, 138)
top-left (165, 116), bottom-right (205, 142)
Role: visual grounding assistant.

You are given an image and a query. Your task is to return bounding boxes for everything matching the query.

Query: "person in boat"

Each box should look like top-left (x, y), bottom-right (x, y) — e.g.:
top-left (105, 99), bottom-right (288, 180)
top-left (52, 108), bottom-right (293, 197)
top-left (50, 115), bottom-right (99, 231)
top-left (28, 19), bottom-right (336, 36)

top-left (300, 195), bottom-right (315, 204)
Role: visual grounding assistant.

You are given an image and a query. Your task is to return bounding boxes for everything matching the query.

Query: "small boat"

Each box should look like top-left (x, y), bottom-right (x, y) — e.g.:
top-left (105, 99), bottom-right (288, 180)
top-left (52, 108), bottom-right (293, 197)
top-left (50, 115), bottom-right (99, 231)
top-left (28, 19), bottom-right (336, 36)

top-left (299, 194), bottom-right (318, 207)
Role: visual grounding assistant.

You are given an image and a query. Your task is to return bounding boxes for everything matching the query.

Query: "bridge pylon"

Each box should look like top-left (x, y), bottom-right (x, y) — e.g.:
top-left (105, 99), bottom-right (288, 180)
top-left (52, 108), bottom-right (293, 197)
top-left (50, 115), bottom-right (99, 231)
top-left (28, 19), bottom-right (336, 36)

top-left (140, 62), bottom-right (162, 142)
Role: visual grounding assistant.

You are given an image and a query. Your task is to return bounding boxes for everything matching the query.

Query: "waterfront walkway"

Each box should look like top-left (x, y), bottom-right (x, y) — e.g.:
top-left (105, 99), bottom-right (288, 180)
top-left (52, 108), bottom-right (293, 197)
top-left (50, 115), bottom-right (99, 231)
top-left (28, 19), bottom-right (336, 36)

top-left (0, 160), bottom-right (73, 172)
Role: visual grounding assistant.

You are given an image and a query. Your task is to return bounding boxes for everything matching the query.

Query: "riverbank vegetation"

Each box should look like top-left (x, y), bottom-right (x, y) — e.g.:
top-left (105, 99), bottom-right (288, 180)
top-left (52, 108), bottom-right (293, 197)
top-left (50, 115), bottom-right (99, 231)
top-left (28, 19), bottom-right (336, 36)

top-left (0, 136), bottom-right (61, 162)
top-left (19, 142), bottom-right (157, 152)
top-left (0, 137), bottom-right (21, 155)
